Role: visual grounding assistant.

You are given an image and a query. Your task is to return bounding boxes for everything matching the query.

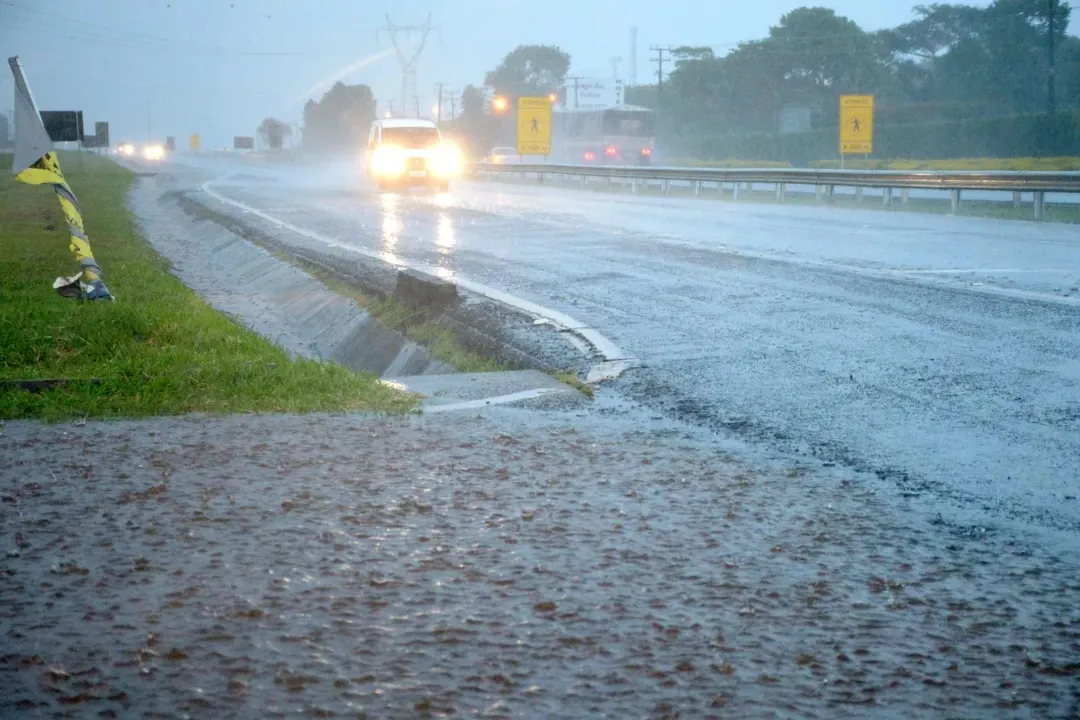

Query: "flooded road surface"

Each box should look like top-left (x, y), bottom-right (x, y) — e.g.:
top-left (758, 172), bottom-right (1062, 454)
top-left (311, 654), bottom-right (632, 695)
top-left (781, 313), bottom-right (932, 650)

top-left (3, 411), bottom-right (1079, 718)
top-left (172, 155), bottom-right (1080, 543)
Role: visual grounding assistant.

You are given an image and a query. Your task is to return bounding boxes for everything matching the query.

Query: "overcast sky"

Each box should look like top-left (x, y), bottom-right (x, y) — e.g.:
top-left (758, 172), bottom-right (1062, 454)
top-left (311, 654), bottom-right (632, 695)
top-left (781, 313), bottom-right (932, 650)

top-left (2, 0), bottom-right (997, 148)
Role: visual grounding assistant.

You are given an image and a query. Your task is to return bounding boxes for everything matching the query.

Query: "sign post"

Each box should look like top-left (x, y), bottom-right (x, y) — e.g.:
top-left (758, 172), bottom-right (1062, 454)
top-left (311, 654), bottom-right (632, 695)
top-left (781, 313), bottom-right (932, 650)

top-left (516, 96), bottom-right (552, 157)
top-left (839, 95), bottom-right (874, 165)
top-left (189, 133), bottom-right (200, 152)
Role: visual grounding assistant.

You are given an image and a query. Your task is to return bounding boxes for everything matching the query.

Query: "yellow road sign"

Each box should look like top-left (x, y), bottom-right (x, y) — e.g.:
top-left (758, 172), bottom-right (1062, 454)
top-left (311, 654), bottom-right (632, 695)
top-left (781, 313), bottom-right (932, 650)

top-left (517, 96), bottom-right (552, 156)
top-left (189, 133), bottom-right (200, 152)
top-left (839, 95), bottom-right (874, 154)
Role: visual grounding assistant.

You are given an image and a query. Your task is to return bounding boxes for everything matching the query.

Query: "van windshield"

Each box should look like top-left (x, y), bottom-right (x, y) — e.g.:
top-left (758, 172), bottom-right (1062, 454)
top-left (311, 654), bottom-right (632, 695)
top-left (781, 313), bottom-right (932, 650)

top-left (381, 126), bottom-right (441, 148)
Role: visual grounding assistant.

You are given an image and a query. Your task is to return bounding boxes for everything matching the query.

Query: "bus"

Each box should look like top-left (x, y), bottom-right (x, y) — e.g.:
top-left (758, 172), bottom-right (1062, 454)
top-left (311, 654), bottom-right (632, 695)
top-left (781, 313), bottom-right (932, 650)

top-left (551, 105), bottom-right (656, 165)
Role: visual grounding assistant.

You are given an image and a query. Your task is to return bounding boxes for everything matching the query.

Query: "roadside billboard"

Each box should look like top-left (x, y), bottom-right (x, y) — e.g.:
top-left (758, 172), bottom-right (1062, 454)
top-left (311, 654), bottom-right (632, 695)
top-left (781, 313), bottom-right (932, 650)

top-left (567, 78), bottom-right (624, 110)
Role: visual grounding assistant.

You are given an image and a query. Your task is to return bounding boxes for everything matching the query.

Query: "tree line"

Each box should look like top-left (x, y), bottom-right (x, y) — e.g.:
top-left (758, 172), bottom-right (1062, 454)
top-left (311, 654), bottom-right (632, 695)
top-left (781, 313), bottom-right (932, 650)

top-left (279, 1), bottom-right (1079, 161)
top-left (628, 1), bottom-right (1080, 159)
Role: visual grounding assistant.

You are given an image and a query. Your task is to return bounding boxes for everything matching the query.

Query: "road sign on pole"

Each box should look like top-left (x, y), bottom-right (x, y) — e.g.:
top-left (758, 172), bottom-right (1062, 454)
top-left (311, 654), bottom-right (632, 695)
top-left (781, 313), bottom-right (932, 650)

top-left (189, 134), bottom-right (200, 152)
top-left (839, 95), bottom-right (874, 154)
top-left (516, 96), bottom-right (552, 156)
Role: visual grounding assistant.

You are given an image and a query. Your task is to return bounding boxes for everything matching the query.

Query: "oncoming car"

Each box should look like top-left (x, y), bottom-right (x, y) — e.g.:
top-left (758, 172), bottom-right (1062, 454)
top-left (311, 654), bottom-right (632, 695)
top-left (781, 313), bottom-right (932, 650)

top-left (366, 119), bottom-right (462, 193)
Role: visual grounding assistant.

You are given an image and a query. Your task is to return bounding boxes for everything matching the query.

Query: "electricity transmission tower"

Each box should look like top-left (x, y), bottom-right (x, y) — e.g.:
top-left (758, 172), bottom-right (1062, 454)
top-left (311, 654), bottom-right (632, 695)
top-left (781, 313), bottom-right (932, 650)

top-left (379, 14), bottom-right (436, 119)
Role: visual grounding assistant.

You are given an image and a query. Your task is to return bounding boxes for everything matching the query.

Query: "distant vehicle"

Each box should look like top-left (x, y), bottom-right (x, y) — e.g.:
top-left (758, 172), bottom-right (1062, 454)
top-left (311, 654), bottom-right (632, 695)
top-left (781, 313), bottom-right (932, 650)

top-left (365, 118), bottom-right (462, 193)
top-left (116, 141), bottom-right (136, 156)
top-left (552, 105), bottom-right (655, 165)
top-left (484, 146), bottom-right (521, 164)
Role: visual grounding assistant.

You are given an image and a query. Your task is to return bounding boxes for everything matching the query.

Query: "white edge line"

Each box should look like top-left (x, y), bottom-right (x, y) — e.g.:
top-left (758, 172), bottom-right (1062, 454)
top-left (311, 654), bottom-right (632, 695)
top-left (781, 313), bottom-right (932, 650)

top-left (421, 387), bottom-right (569, 413)
top-left (200, 175), bottom-right (639, 382)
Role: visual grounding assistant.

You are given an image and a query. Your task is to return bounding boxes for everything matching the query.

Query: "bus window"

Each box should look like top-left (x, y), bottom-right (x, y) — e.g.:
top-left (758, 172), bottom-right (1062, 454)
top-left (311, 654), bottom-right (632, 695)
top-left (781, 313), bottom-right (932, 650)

top-left (602, 111), bottom-right (655, 136)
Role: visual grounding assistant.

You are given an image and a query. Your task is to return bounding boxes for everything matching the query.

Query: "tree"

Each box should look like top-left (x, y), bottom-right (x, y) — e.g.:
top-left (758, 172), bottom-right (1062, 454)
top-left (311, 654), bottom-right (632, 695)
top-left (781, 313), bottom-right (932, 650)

top-left (257, 117), bottom-right (292, 150)
top-left (302, 82), bottom-right (376, 151)
top-left (450, 84), bottom-right (498, 157)
top-left (484, 44), bottom-right (571, 96)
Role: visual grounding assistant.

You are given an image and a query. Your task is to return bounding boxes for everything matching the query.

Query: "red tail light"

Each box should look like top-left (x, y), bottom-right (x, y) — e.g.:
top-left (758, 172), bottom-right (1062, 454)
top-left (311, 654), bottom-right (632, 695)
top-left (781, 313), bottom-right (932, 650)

top-left (641, 147), bottom-right (653, 156)
top-left (605, 146), bottom-right (617, 157)
top-left (584, 151), bottom-right (595, 161)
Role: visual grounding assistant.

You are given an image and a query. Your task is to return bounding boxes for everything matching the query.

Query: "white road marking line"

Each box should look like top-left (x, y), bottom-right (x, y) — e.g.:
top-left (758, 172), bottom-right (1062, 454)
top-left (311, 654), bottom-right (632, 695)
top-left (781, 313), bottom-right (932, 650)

top-left (900, 268), bottom-right (1073, 275)
top-left (421, 387), bottom-right (571, 413)
top-left (201, 175), bottom-right (639, 385)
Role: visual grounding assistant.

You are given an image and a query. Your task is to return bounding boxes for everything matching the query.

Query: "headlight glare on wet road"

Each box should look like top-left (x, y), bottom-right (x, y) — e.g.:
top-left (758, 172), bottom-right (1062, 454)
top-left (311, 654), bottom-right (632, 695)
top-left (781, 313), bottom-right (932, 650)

top-left (142, 144), bottom-right (165, 161)
top-left (372, 146), bottom-right (406, 177)
top-left (430, 145), bottom-right (462, 177)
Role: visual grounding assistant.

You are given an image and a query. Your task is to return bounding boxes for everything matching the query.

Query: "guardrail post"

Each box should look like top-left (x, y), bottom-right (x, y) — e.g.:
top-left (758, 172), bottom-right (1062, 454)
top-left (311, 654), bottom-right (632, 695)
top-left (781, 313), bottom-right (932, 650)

top-left (901, 188), bottom-right (909, 205)
top-left (631, 178), bottom-right (638, 194)
top-left (538, 172), bottom-right (544, 185)
top-left (815, 185), bottom-right (823, 202)
top-left (580, 175), bottom-right (586, 188)
top-left (694, 180), bottom-right (702, 197)
top-left (1034, 192), bottom-right (1045, 221)
top-left (855, 187), bottom-right (864, 203)
top-left (883, 187), bottom-right (893, 206)
top-left (950, 189), bottom-right (960, 214)
top-left (717, 181), bottom-right (725, 198)
top-left (605, 176), bottom-right (612, 189)
top-left (775, 183), bottom-right (785, 202)
top-left (662, 179), bottom-right (670, 196)
top-left (827, 185), bottom-right (835, 200)
top-left (1013, 191), bottom-right (1022, 209)
top-left (733, 182), bottom-right (741, 201)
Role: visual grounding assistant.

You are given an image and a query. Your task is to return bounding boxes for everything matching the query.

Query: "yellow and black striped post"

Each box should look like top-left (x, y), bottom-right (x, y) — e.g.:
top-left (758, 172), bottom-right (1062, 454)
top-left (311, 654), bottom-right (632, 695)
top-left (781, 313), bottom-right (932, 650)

top-left (8, 56), bottom-right (114, 301)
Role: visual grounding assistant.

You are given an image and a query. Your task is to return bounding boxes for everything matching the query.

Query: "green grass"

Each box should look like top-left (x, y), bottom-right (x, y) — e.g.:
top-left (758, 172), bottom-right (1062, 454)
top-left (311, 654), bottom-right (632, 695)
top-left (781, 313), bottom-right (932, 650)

top-left (811, 156), bottom-right (1080, 171)
top-left (552, 371), bottom-right (594, 398)
top-left (0, 153), bottom-right (415, 421)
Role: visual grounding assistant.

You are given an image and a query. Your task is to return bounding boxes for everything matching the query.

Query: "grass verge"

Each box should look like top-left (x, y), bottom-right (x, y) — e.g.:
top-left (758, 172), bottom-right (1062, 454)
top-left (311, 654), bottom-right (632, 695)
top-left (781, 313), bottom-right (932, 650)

top-left (0, 153), bottom-right (415, 421)
top-left (810, 156), bottom-right (1080, 171)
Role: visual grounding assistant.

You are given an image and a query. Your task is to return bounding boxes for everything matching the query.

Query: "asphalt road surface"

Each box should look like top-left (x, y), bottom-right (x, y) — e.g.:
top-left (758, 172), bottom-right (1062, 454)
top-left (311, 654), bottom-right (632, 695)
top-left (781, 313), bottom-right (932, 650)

top-left (170, 154), bottom-right (1080, 548)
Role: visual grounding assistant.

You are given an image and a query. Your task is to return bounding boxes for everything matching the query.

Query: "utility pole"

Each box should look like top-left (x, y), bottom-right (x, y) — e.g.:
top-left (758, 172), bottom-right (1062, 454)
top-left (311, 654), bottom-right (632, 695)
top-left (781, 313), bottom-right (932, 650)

top-left (650, 46), bottom-right (672, 107)
top-left (565, 75), bottom-right (583, 109)
top-left (1048, 0), bottom-right (1057, 115)
top-left (379, 14), bottom-right (436, 121)
top-left (436, 82), bottom-right (443, 122)
top-left (630, 26), bottom-right (638, 85)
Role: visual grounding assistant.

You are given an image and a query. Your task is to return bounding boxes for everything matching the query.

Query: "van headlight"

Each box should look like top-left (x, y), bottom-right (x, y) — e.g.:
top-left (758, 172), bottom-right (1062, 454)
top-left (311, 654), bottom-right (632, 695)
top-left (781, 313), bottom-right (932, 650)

top-left (430, 145), bottom-right (462, 177)
top-left (371, 146), bottom-right (406, 177)
top-left (142, 144), bottom-right (165, 161)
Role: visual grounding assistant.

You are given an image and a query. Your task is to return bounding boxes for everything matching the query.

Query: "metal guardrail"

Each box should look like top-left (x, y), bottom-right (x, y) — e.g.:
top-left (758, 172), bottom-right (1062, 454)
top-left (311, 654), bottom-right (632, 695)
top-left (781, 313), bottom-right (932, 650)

top-left (470, 163), bottom-right (1080, 220)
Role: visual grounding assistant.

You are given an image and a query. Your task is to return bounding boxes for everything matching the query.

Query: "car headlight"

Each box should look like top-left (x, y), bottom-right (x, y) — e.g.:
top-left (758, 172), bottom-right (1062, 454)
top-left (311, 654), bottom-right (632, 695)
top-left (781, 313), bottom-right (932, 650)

top-left (142, 144), bottom-right (164, 161)
top-left (371, 146), bottom-right (406, 177)
top-left (430, 145), bottom-right (462, 177)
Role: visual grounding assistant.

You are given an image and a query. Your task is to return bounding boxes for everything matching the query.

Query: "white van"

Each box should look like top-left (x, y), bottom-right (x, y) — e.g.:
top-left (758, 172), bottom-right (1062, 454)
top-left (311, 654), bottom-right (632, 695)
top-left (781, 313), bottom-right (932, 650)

top-left (366, 118), bottom-right (462, 193)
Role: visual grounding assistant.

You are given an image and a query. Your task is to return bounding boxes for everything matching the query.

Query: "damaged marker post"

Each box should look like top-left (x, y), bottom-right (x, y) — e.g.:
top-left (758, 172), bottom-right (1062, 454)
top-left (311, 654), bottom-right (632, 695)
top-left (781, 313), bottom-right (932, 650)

top-left (8, 56), bottom-right (114, 302)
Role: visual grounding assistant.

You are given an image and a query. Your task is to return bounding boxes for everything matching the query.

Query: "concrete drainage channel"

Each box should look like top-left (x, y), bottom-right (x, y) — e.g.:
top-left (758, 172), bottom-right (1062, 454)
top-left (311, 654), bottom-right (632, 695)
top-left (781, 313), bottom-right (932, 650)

top-left (127, 174), bottom-right (616, 411)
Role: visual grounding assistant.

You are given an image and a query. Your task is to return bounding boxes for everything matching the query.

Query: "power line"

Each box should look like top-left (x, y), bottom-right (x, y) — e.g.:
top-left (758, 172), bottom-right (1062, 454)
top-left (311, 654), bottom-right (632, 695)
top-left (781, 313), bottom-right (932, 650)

top-left (2, 3), bottom-right (326, 56)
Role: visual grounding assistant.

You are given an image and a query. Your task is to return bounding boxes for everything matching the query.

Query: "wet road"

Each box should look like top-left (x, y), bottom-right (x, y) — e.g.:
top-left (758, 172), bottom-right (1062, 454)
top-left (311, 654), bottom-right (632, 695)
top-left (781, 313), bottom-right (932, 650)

top-left (3, 412), bottom-right (1080, 718)
top-left (176, 155), bottom-right (1080, 544)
